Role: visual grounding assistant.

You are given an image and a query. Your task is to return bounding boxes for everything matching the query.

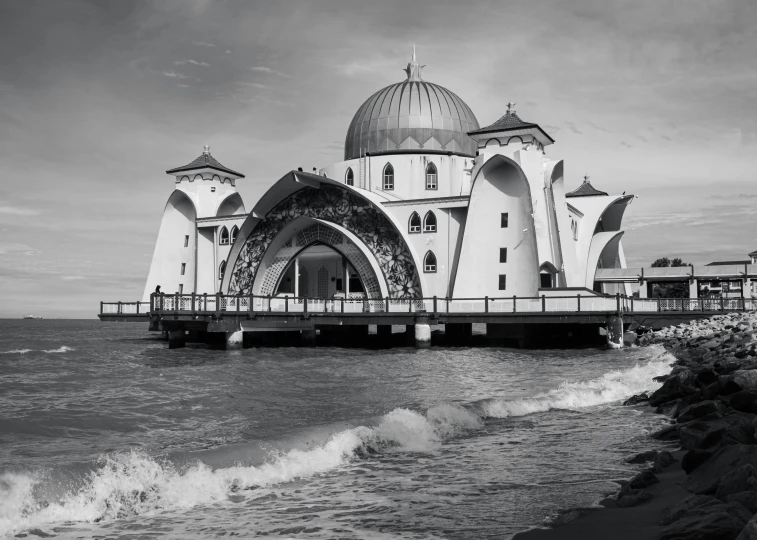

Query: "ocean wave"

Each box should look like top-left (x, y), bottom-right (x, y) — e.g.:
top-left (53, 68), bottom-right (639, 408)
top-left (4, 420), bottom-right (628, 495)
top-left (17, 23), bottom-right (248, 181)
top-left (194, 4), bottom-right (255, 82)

top-left (0, 355), bottom-right (668, 536)
top-left (41, 346), bottom-right (74, 354)
top-left (0, 346), bottom-right (73, 355)
top-left (0, 405), bottom-right (478, 536)
top-left (477, 352), bottom-right (672, 419)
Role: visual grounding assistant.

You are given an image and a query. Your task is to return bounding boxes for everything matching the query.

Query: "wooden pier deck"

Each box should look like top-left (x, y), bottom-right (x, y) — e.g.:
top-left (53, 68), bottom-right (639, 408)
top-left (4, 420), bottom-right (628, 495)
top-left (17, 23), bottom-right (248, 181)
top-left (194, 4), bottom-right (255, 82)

top-left (99, 292), bottom-right (755, 349)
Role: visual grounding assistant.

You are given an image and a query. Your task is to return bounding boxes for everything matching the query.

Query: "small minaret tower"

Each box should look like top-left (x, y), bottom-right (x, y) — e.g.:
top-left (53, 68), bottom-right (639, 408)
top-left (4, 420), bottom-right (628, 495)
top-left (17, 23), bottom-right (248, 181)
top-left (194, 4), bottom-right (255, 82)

top-left (142, 146), bottom-right (246, 300)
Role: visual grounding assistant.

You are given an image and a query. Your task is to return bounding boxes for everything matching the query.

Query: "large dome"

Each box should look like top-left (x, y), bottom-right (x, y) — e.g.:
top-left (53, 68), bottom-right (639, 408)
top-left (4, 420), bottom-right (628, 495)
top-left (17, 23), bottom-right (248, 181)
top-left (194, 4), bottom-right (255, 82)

top-left (344, 55), bottom-right (479, 161)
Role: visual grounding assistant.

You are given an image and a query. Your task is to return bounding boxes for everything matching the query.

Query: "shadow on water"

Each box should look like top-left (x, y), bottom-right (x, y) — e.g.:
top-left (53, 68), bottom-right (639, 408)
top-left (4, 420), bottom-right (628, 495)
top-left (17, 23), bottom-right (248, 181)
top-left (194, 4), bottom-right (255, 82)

top-left (140, 346), bottom-right (236, 369)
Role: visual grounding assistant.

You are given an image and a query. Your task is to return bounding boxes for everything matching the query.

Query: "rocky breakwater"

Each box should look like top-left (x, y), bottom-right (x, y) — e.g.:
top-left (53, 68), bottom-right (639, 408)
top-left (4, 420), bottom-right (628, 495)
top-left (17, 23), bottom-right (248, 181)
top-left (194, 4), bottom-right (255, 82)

top-left (632, 311), bottom-right (757, 540)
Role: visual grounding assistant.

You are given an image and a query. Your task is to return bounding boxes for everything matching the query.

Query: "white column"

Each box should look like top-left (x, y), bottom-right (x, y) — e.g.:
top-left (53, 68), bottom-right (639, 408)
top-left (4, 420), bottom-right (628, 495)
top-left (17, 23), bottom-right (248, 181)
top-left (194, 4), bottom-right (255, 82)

top-left (294, 258), bottom-right (299, 297)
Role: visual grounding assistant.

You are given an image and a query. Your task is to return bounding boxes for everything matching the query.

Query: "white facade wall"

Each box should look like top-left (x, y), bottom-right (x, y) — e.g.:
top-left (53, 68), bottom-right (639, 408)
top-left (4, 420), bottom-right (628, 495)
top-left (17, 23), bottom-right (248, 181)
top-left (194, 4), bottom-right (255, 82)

top-left (321, 153), bottom-right (474, 199)
top-left (381, 202), bottom-right (458, 299)
top-left (143, 168), bottom-right (246, 301)
top-left (453, 153), bottom-right (540, 298)
top-left (142, 190), bottom-right (197, 300)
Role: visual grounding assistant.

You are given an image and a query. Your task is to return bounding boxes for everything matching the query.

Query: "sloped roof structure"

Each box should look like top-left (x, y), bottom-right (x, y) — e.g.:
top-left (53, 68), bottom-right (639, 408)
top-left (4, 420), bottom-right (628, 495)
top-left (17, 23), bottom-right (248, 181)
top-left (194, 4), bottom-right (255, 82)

top-left (167, 147), bottom-right (244, 178)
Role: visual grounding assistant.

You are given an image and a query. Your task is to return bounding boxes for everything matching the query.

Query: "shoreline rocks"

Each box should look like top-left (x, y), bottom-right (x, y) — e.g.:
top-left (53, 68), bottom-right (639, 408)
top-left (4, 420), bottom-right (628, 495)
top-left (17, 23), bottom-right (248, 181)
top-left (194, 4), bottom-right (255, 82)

top-left (631, 311), bottom-right (757, 539)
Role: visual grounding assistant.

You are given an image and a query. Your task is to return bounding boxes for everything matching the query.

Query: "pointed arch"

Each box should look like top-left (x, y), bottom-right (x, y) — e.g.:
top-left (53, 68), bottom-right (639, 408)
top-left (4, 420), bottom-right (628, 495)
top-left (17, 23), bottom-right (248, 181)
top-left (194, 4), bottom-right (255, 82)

top-left (219, 226), bottom-right (230, 245)
top-left (383, 163), bottom-right (394, 190)
top-left (408, 211), bottom-right (421, 233)
top-left (424, 251), bottom-right (437, 273)
top-left (230, 225), bottom-right (239, 244)
top-left (345, 167), bottom-right (354, 186)
top-left (425, 162), bottom-right (437, 190)
top-left (423, 210), bottom-right (437, 233)
top-left (219, 260), bottom-right (226, 281)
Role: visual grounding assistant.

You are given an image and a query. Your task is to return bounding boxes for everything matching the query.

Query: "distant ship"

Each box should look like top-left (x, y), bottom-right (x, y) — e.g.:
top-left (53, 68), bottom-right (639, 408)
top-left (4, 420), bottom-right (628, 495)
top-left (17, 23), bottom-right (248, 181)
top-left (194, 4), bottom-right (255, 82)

top-left (22, 314), bottom-right (43, 320)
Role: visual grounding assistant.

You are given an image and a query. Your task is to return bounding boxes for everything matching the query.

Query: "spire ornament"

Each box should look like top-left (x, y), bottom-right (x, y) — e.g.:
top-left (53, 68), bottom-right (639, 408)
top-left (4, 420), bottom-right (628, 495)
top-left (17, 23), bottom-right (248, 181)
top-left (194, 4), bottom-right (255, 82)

top-left (403, 45), bottom-right (425, 82)
top-left (203, 145), bottom-right (211, 155)
top-left (507, 101), bottom-right (517, 114)
top-left (583, 174), bottom-right (590, 183)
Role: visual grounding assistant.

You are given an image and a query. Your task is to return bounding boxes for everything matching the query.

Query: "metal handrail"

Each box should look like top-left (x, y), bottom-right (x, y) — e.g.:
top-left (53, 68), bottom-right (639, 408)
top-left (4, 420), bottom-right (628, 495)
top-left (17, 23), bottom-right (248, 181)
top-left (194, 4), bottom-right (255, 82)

top-left (100, 294), bottom-right (757, 315)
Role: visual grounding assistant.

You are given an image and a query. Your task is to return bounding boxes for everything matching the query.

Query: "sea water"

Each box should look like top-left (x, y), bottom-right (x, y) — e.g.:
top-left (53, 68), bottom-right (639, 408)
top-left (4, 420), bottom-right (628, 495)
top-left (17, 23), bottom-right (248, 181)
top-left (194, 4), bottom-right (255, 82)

top-left (0, 320), bottom-right (673, 539)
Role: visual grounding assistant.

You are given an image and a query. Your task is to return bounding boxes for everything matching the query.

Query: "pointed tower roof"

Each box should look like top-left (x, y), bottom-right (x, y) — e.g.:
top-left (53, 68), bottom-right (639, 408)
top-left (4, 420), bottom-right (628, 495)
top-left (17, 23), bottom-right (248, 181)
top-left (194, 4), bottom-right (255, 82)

top-left (467, 102), bottom-right (554, 146)
top-left (565, 175), bottom-right (608, 198)
top-left (166, 146), bottom-right (245, 178)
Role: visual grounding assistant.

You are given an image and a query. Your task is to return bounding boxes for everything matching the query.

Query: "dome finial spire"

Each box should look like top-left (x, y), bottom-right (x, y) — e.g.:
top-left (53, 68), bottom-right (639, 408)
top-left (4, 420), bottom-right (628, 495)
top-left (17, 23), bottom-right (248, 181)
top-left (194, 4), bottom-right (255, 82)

top-left (404, 46), bottom-right (424, 82)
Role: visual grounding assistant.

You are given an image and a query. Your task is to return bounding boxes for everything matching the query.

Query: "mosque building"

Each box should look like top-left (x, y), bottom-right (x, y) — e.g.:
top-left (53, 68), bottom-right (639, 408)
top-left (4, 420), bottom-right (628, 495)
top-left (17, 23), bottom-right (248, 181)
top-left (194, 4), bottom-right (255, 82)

top-left (143, 52), bottom-right (633, 303)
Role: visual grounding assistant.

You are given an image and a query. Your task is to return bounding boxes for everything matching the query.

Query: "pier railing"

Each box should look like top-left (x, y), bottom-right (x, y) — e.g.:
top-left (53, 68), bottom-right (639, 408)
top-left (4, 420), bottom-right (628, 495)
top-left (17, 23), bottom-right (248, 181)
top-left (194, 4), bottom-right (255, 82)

top-left (100, 294), bottom-right (757, 316)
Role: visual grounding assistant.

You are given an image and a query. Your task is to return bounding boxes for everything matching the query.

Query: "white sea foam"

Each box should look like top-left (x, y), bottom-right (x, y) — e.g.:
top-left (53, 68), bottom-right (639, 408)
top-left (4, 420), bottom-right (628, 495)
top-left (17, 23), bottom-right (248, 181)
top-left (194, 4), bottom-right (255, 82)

top-left (0, 356), bottom-right (670, 537)
top-left (480, 353), bottom-right (673, 419)
top-left (41, 346), bottom-right (74, 354)
top-left (0, 346), bottom-right (73, 355)
top-left (0, 405), bottom-right (478, 536)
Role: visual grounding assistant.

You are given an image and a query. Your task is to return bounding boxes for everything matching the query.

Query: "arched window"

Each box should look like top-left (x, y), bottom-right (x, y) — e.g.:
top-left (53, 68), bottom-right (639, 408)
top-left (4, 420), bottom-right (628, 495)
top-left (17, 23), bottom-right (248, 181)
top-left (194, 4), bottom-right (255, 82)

top-left (425, 163), bottom-right (437, 190)
top-left (423, 211), bottom-right (437, 233)
top-left (219, 226), bottom-right (230, 245)
top-left (424, 251), bottom-right (437, 273)
top-left (408, 212), bottom-right (421, 233)
top-left (230, 225), bottom-right (238, 244)
top-left (219, 260), bottom-right (226, 280)
top-left (383, 163), bottom-right (394, 190)
top-left (345, 167), bottom-right (354, 186)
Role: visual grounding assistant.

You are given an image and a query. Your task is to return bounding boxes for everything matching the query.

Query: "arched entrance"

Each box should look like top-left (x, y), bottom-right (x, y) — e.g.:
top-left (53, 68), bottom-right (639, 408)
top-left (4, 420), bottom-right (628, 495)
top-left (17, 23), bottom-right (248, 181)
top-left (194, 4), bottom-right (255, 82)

top-left (256, 222), bottom-right (382, 298)
top-left (227, 184), bottom-right (422, 298)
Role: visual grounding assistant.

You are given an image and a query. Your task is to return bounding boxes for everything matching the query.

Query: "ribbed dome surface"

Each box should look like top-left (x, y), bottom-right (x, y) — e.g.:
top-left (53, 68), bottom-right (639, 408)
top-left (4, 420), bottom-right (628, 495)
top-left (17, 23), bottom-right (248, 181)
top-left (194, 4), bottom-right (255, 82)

top-left (344, 65), bottom-right (479, 160)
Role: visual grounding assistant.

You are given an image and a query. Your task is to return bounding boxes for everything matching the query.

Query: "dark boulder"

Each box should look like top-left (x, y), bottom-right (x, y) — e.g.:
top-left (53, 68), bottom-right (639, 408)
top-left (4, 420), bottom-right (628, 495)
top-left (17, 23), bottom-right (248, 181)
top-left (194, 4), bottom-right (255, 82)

top-left (652, 423), bottom-right (680, 441)
top-left (628, 468), bottom-right (660, 490)
top-left (660, 502), bottom-right (751, 540)
top-left (660, 494), bottom-right (726, 526)
top-left (616, 489), bottom-right (653, 508)
top-left (724, 491), bottom-right (757, 514)
top-left (682, 448), bottom-right (717, 474)
top-left (686, 444), bottom-right (757, 495)
top-left (623, 392), bottom-right (650, 406)
top-left (625, 450), bottom-right (659, 464)
top-left (677, 400), bottom-right (726, 424)
top-left (731, 391), bottom-right (757, 414)
top-left (678, 414), bottom-right (755, 451)
top-left (649, 370), bottom-right (699, 407)
top-left (679, 420), bottom-right (728, 450)
top-left (654, 450), bottom-right (677, 472)
top-left (737, 513), bottom-right (757, 540)
top-left (715, 464), bottom-right (757, 498)
top-left (656, 398), bottom-right (688, 418)
top-left (702, 381), bottom-right (723, 400)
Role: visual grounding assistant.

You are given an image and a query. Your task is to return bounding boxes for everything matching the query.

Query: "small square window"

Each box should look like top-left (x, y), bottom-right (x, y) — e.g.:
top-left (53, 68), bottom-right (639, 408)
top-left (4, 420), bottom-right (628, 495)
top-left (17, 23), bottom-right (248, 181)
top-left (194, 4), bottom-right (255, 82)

top-left (498, 274), bottom-right (507, 290)
top-left (184, 235), bottom-right (189, 247)
top-left (180, 263), bottom-right (186, 276)
top-left (499, 248), bottom-right (507, 263)
top-left (211, 187), bottom-right (216, 192)
top-left (501, 213), bottom-right (509, 228)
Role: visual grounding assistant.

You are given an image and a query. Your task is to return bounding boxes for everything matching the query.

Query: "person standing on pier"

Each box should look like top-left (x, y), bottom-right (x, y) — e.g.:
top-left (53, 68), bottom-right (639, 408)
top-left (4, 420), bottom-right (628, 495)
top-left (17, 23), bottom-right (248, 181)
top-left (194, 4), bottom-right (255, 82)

top-left (155, 285), bottom-right (161, 295)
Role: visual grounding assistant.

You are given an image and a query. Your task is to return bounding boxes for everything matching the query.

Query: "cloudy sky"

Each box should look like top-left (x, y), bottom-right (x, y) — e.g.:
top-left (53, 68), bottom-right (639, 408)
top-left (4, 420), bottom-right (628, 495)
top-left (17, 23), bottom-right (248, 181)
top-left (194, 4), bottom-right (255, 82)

top-left (1, 0), bottom-right (756, 318)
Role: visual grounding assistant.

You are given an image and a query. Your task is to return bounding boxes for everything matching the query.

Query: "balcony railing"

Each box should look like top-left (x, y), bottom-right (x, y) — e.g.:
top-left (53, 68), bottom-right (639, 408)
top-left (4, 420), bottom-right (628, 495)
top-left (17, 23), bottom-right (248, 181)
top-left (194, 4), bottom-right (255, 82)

top-left (99, 294), bottom-right (757, 316)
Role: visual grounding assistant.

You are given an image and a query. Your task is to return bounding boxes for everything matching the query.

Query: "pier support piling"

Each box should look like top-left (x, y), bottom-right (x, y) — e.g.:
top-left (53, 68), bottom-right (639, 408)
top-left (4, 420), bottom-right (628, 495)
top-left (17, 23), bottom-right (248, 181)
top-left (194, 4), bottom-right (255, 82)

top-left (405, 325), bottom-right (415, 346)
top-left (377, 325), bottom-right (392, 338)
top-left (414, 316), bottom-right (431, 349)
top-left (445, 323), bottom-right (472, 346)
top-left (606, 315), bottom-right (624, 349)
top-left (168, 330), bottom-right (185, 349)
top-left (302, 329), bottom-right (317, 347)
top-left (225, 329), bottom-right (244, 350)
